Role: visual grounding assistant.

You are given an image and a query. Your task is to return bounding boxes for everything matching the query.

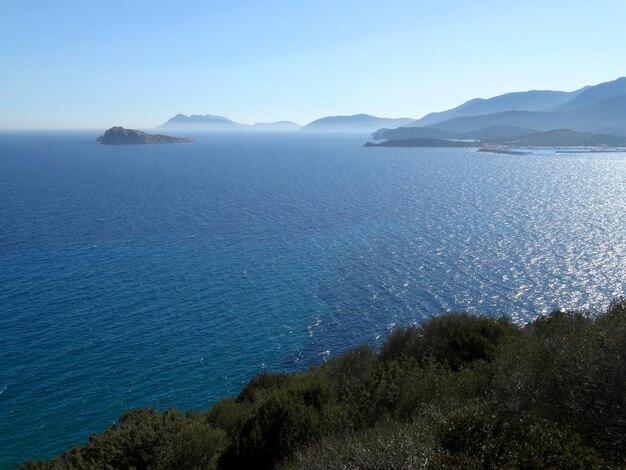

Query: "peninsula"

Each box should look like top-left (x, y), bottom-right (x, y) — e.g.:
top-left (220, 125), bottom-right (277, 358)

top-left (364, 129), bottom-right (626, 151)
top-left (96, 127), bottom-right (193, 145)
top-left (364, 138), bottom-right (479, 148)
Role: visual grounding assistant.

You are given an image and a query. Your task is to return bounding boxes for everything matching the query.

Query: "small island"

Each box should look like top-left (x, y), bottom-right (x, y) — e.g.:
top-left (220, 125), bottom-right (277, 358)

top-left (96, 127), bottom-right (193, 145)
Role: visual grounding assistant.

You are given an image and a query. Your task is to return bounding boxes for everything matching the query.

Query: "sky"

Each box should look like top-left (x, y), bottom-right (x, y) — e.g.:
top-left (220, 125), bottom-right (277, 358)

top-left (1, 0), bottom-right (626, 129)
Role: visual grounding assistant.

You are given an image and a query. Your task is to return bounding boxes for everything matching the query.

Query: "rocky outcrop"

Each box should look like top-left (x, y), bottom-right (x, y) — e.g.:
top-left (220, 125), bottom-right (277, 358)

top-left (96, 127), bottom-right (193, 145)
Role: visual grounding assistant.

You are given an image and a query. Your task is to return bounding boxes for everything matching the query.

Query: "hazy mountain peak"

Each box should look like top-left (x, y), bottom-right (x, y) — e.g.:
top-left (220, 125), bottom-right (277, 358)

top-left (157, 113), bottom-right (246, 130)
top-left (377, 76), bottom-right (626, 138)
top-left (252, 121), bottom-right (301, 130)
top-left (157, 114), bottom-right (301, 131)
top-left (173, 114), bottom-right (234, 122)
top-left (302, 114), bottom-right (415, 132)
top-left (548, 76), bottom-right (626, 111)
top-left (410, 89), bottom-right (581, 128)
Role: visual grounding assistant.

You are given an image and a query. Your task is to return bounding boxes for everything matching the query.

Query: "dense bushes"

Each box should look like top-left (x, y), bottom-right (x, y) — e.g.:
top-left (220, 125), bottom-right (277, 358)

top-left (21, 299), bottom-right (626, 469)
top-left (379, 312), bottom-right (519, 369)
top-left (220, 380), bottom-right (331, 469)
top-left (438, 414), bottom-right (607, 469)
top-left (489, 299), bottom-right (626, 459)
top-left (20, 409), bottom-right (226, 470)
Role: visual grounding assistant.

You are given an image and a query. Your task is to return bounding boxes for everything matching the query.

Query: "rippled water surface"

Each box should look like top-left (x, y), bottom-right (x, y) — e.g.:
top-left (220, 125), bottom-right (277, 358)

top-left (1, 131), bottom-right (625, 466)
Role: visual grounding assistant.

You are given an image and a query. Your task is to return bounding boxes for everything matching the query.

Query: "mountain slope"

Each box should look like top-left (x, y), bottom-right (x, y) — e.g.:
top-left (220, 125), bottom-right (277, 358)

top-left (549, 77), bottom-right (626, 111)
top-left (428, 94), bottom-right (626, 135)
top-left (503, 129), bottom-right (626, 146)
top-left (388, 77), bottom-right (626, 135)
top-left (462, 125), bottom-right (541, 140)
top-left (158, 114), bottom-right (245, 131)
top-left (559, 94), bottom-right (626, 134)
top-left (302, 114), bottom-right (415, 132)
top-left (372, 126), bottom-right (461, 140)
top-left (374, 124), bottom-right (540, 141)
top-left (428, 110), bottom-right (556, 133)
top-left (410, 89), bottom-right (581, 127)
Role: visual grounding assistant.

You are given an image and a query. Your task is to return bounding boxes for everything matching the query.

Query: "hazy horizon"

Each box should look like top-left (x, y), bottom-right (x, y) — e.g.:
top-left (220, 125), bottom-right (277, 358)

top-left (2, 0), bottom-right (626, 129)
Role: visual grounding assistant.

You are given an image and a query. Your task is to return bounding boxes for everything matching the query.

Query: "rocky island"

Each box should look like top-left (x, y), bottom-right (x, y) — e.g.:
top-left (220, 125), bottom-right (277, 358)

top-left (96, 127), bottom-right (193, 145)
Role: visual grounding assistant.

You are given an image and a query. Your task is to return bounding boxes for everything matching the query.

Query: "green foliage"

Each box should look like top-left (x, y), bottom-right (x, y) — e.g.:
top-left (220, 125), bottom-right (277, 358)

top-left (318, 345), bottom-right (385, 426)
top-left (236, 372), bottom-right (290, 404)
top-left (21, 301), bottom-right (626, 469)
top-left (221, 380), bottom-right (332, 470)
top-left (83, 408), bottom-right (182, 468)
top-left (283, 420), bottom-right (440, 470)
top-left (319, 345), bottom-right (379, 407)
top-left (438, 414), bottom-right (608, 469)
top-left (380, 313), bottom-right (518, 370)
top-left (524, 309), bottom-right (591, 339)
top-left (555, 299), bottom-right (626, 459)
top-left (205, 397), bottom-right (252, 435)
top-left (490, 301), bottom-right (626, 460)
top-left (19, 408), bottom-right (225, 470)
top-left (166, 412), bottom-right (227, 470)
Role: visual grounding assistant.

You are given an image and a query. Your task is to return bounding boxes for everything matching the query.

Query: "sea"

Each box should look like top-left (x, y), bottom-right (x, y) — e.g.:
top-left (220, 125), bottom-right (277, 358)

top-left (1, 131), bottom-right (625, 467)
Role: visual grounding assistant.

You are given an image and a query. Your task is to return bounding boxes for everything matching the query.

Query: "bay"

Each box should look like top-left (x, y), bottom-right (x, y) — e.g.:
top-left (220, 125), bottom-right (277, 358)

top-left (1, 131), bottom-right (625, 466)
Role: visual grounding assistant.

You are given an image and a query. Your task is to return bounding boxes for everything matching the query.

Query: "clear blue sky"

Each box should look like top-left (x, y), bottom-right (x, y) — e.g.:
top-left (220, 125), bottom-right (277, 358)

top-left (1, 0), bottom-right (625, 129)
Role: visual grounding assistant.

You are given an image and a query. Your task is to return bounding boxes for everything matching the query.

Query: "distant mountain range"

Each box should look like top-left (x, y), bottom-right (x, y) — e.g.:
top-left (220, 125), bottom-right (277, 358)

top-left (252, 121), bottom-right (301, 130)
top-left (374, 77), bottom-right (626, 142)
top-left (158, 114), bottom-right (301, 131)
top-left (156, 77), bottom-right (626, 141)
top-left (157, 113), bottom-right (415, 133)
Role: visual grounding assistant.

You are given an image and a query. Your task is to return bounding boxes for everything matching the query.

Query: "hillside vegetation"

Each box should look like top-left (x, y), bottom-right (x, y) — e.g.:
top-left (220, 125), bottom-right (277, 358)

top-left (21, 299), bottom-right (626, 469)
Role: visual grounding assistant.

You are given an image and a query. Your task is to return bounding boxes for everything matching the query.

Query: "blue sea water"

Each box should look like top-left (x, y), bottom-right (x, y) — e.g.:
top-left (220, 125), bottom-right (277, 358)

top-left (1, 131), bottom-right (625, 466)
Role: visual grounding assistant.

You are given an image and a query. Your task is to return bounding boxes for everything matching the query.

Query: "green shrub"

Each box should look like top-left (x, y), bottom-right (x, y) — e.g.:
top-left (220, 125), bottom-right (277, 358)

top-left (19, 408), bottom-right (225, 470)
top-left (205, 397), bottom-right (252, 435)
top-left (525, 309), bottom-right (591, 339)
top-left (489, 333), bottom-right (561, 419)
top-left (220, 380), bottom-right (332, 470)
top-left (320, 345), bottom-right (380, 406)
top-left (380, 313), bottom-right (518, 370)
top-left (236, 372), bottom-right (290, 404)
top-left (81, 407), bottom-right (184, 468)
top-left (318, 345), bottom-right (384, 426)
top-left (438, 414), bottom-right (608, 469)
top-left (555, 299), bottom-right (626, 459)
top-left (491, 303), bottom-right (626, 460)
top-left (165, 413), bottom-right (226, 470)
top-left (282, 420), bottom-right (439, 470)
